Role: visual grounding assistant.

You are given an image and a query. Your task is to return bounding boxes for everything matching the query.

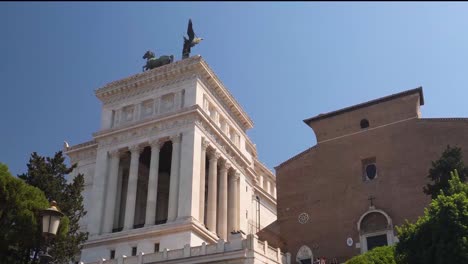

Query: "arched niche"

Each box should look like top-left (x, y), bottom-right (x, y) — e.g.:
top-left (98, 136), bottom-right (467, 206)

top-left (296, 245), bottom-right (313, 264)
top-left (356, 208), bottom-right (395, 253)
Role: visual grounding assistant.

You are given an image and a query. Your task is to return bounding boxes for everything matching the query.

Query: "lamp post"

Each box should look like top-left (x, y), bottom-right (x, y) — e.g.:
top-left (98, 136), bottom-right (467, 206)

top-left (39, 201), bottom-right (64, 264)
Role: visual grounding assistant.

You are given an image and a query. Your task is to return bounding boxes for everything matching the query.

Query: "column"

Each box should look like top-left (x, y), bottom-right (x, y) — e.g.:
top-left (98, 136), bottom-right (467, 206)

top-left (206, 151), bottom-right (220, 233)
top-left (228, 170), bottom-right (237, 234)
top-left (88, 148), bottom-right (109, 235)
top-left (266, 180), bottom-right (271, 195)
top-left (145, 140), bottom-right (162, 227)
top-left (234, 172), bottom-right (240, 231)
top-left (102, 149), bottom-right (121, 233)
top-left (124, 145), bottom-right (141, 230)
top-left (167, 134), bottom-right (181, 222)
top-left (258, 175), bottom-right (264, 188)
top-left (217, 162), bottom-right (230, 240)
top-left (199, 138), bottom-right (209, 224)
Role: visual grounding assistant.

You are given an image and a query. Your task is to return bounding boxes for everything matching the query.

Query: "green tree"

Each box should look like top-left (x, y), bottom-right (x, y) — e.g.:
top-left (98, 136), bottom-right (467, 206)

top-left (345, 246), bottom-right (396, 264)
top-left (19, 151), bottom-right (88, 264)
top-left (0, 163), bottom-right (49, 264)
top-left (395, 170), bottom-right (468, 264)
top-left (423, 145), bottom-right (468, 199)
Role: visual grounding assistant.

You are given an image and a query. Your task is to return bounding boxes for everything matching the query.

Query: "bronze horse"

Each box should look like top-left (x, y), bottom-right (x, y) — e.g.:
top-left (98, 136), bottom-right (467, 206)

top-left (143, 51), bottom-right (174, 71)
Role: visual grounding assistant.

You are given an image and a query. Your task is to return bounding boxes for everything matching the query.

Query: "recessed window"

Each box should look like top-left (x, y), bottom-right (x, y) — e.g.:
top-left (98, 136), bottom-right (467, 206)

top-left (365, 164), bottom-right (377, 180)
top-left (110, 250), bottom-right (115, 259)
top-left (131, 246), bottom-right (137, 256)
top-left (362, 157), bottom-right (377, 181)
top-left (154, 243), bottom-right (160, 252)
top-left (360, 119), bottom-right (370, 129)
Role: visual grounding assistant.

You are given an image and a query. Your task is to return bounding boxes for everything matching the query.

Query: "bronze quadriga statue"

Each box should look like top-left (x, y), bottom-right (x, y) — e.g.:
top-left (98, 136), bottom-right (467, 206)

top-left (143, 51), bottom-right (174, 71)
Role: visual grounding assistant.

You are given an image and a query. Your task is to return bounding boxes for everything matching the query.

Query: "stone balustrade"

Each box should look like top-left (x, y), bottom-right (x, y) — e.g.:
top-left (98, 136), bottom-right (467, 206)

top-left (84, 234), bottom-right (291, 264)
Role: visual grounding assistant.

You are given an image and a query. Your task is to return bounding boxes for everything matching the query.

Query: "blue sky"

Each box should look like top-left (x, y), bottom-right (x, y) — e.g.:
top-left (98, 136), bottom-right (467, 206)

top-left (1, 2), bottom-right (468, 176)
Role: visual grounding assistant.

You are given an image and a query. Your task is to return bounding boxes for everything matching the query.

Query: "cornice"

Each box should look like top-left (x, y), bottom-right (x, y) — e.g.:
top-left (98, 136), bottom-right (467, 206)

top-left (65, 140), bottom-right (97, 154)
top-left (254, 159), bottom-right (275, 181)
top-left (194, 107), bottom-right (252, 175)
top-left (94, 55), bottom-right (253, 132)
top-left (197, 59), bottom-right (254, 130)
top-left (83, 218), bottom-right (218, 249)
top-left (95, 56), bottom-right (202, 102)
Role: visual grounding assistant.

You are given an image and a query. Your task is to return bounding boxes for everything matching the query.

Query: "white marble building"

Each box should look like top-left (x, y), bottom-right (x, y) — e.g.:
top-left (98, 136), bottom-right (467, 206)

top-left (65, 56), bottom-right (286, 263)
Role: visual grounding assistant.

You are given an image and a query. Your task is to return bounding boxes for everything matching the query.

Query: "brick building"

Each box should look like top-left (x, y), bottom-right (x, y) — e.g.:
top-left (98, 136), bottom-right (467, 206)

top-left (259, 87), bottom-right (468, 263)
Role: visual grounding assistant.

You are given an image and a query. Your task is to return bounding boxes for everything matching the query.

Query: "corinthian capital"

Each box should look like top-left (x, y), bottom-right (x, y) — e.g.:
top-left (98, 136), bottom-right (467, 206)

top-left (129, 145), bottom-right (142, 154)
top-left (201, 137), bottom-right (210, 150)
top-left (170, 133), bottom-right (182, 144)
top-left (109, 149), bottom-right (121, 158)
top-left (208, 150), bottom-right (221, 161)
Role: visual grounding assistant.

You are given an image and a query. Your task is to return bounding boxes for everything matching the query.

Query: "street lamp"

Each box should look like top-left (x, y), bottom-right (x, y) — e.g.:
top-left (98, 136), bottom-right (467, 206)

top-left (39, 201), bottom-right (64, 264)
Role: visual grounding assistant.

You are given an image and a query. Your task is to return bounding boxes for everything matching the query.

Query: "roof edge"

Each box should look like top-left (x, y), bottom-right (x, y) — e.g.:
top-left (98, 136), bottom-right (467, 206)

top-left (303, 86), bottom-right (424, 125)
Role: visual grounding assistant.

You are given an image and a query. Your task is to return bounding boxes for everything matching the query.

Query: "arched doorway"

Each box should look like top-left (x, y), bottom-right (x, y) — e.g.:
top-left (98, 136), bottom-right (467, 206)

top-left (296, 245), bottom-right (313, 264)
top-left (357, 209), bottom-right (395, 253)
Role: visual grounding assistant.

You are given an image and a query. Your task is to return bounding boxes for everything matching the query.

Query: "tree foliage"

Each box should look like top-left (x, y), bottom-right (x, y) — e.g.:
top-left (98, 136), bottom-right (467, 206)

top-left (396, 170), bottom-right (468, 264)
top-left (424, 145), bottom-right (468, 199)
top-left (345, 246), bottom-right (396, 264)
top-left (0, 163), bottom-right (49, 264)
top-left (19, 151), bottom-right (88, 264)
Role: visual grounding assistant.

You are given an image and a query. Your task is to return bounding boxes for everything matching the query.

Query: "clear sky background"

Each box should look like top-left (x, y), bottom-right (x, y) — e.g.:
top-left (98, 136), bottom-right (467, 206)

top-left (1, 2), bottom-right (468, 177)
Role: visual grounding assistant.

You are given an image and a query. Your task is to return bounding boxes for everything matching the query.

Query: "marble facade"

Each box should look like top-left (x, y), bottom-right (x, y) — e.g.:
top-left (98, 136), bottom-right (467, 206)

top-left (65, 56), bottom-right (280, 263)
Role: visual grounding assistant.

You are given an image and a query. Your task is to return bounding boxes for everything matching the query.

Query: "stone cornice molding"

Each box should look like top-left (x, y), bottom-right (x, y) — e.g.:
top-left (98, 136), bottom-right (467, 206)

top-left (94, 55), bottom-right (253, 131)
top-left (65, 140), bottom-right (97, 154)
top-left (93, 105), bottom-right (197, 139)
top-left (197, 58), bottom-right (254, 130)
top-left (95, 56), bottom-right (201, 104)
top-left (83, 218), bottom-right (218, 249)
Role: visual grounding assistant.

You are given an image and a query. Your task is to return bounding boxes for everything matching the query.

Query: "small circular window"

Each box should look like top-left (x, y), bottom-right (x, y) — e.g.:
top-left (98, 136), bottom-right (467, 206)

top-left (360, 119), bottom-right (370, 129)
top-left (366, 164), bottom-right (377, 180)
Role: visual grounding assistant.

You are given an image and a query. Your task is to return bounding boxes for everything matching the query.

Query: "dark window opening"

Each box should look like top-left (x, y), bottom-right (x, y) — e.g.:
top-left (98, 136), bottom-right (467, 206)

top-left (360, 119), bottom-right (370, 129)
top-left (362, 157), bottom-right (377, 181)
top-left (154, 243), bottom-right (160, 252)
top-left (131, 247), bottom-right (137, 256)
top-left (110, 250), bottom-right (115, 259)
top-left (366, 234), bottom-right (388, 251)
top-left (366, 164), bottom-right (377, 180)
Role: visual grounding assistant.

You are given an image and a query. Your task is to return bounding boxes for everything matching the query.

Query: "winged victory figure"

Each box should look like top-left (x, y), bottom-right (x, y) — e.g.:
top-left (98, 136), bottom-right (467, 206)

top-left (182, 19), bottom-right (203, 59)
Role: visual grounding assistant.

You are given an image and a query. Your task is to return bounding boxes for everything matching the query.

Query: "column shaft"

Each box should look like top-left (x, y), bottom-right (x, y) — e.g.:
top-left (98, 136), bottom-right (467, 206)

top-left (123, 146), bottom-right (141, 230)
top-left (206, 152), bottom-right (220, 232)
top-left (234, 173), bottom-right (240, 230)
top-left (217, 162), bottom-right (230, 240)
top-left (199, 139), bottom-right (209, 224)
top-left (228, 171), bottom-right (237, 234)
top-left (167, 134), bottom-right (181, 222)
top-left (145, 141), bottom-right (161, 227)
top-left (103, 150), bottom-right (120, 233)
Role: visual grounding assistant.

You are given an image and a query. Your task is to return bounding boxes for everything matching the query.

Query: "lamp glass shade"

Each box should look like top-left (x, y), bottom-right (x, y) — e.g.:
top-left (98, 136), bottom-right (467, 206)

top-left (41, 203), bottom-right (64, 236)
top-left (49, 215), bottom-right (61, 235)
top-left (42, 215), bottom-right (51, 234)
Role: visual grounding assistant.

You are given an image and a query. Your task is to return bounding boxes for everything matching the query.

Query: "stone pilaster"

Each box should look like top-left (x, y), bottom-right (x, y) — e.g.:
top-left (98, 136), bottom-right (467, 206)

top-left (206, 151), bottom-right (220, 233)
top-left (88, 148), bottom-right (109, 235)
top-left (124, 145), bottom-right (141, 230)
top-left (228, 170), bottom-right (239, 234)
top-left (102, 149), bottom-right (121, 233)
top-left (217, 161), bottom-right (230, 240)
top-left (199, 138), bottom-right (209, 224)
top-left (167, 134), bottom-right (182, 222)
top-left (145, 139), bottom-right (162, 227)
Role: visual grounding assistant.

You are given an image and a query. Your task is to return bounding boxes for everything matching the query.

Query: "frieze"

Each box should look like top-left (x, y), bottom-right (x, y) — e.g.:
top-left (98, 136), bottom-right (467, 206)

top-left (194, 115), bottom-right (247, 176)
top-left (102, 74), bottom-right (196, 106)
top-left (97, 113), bottom-right (197, 147)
